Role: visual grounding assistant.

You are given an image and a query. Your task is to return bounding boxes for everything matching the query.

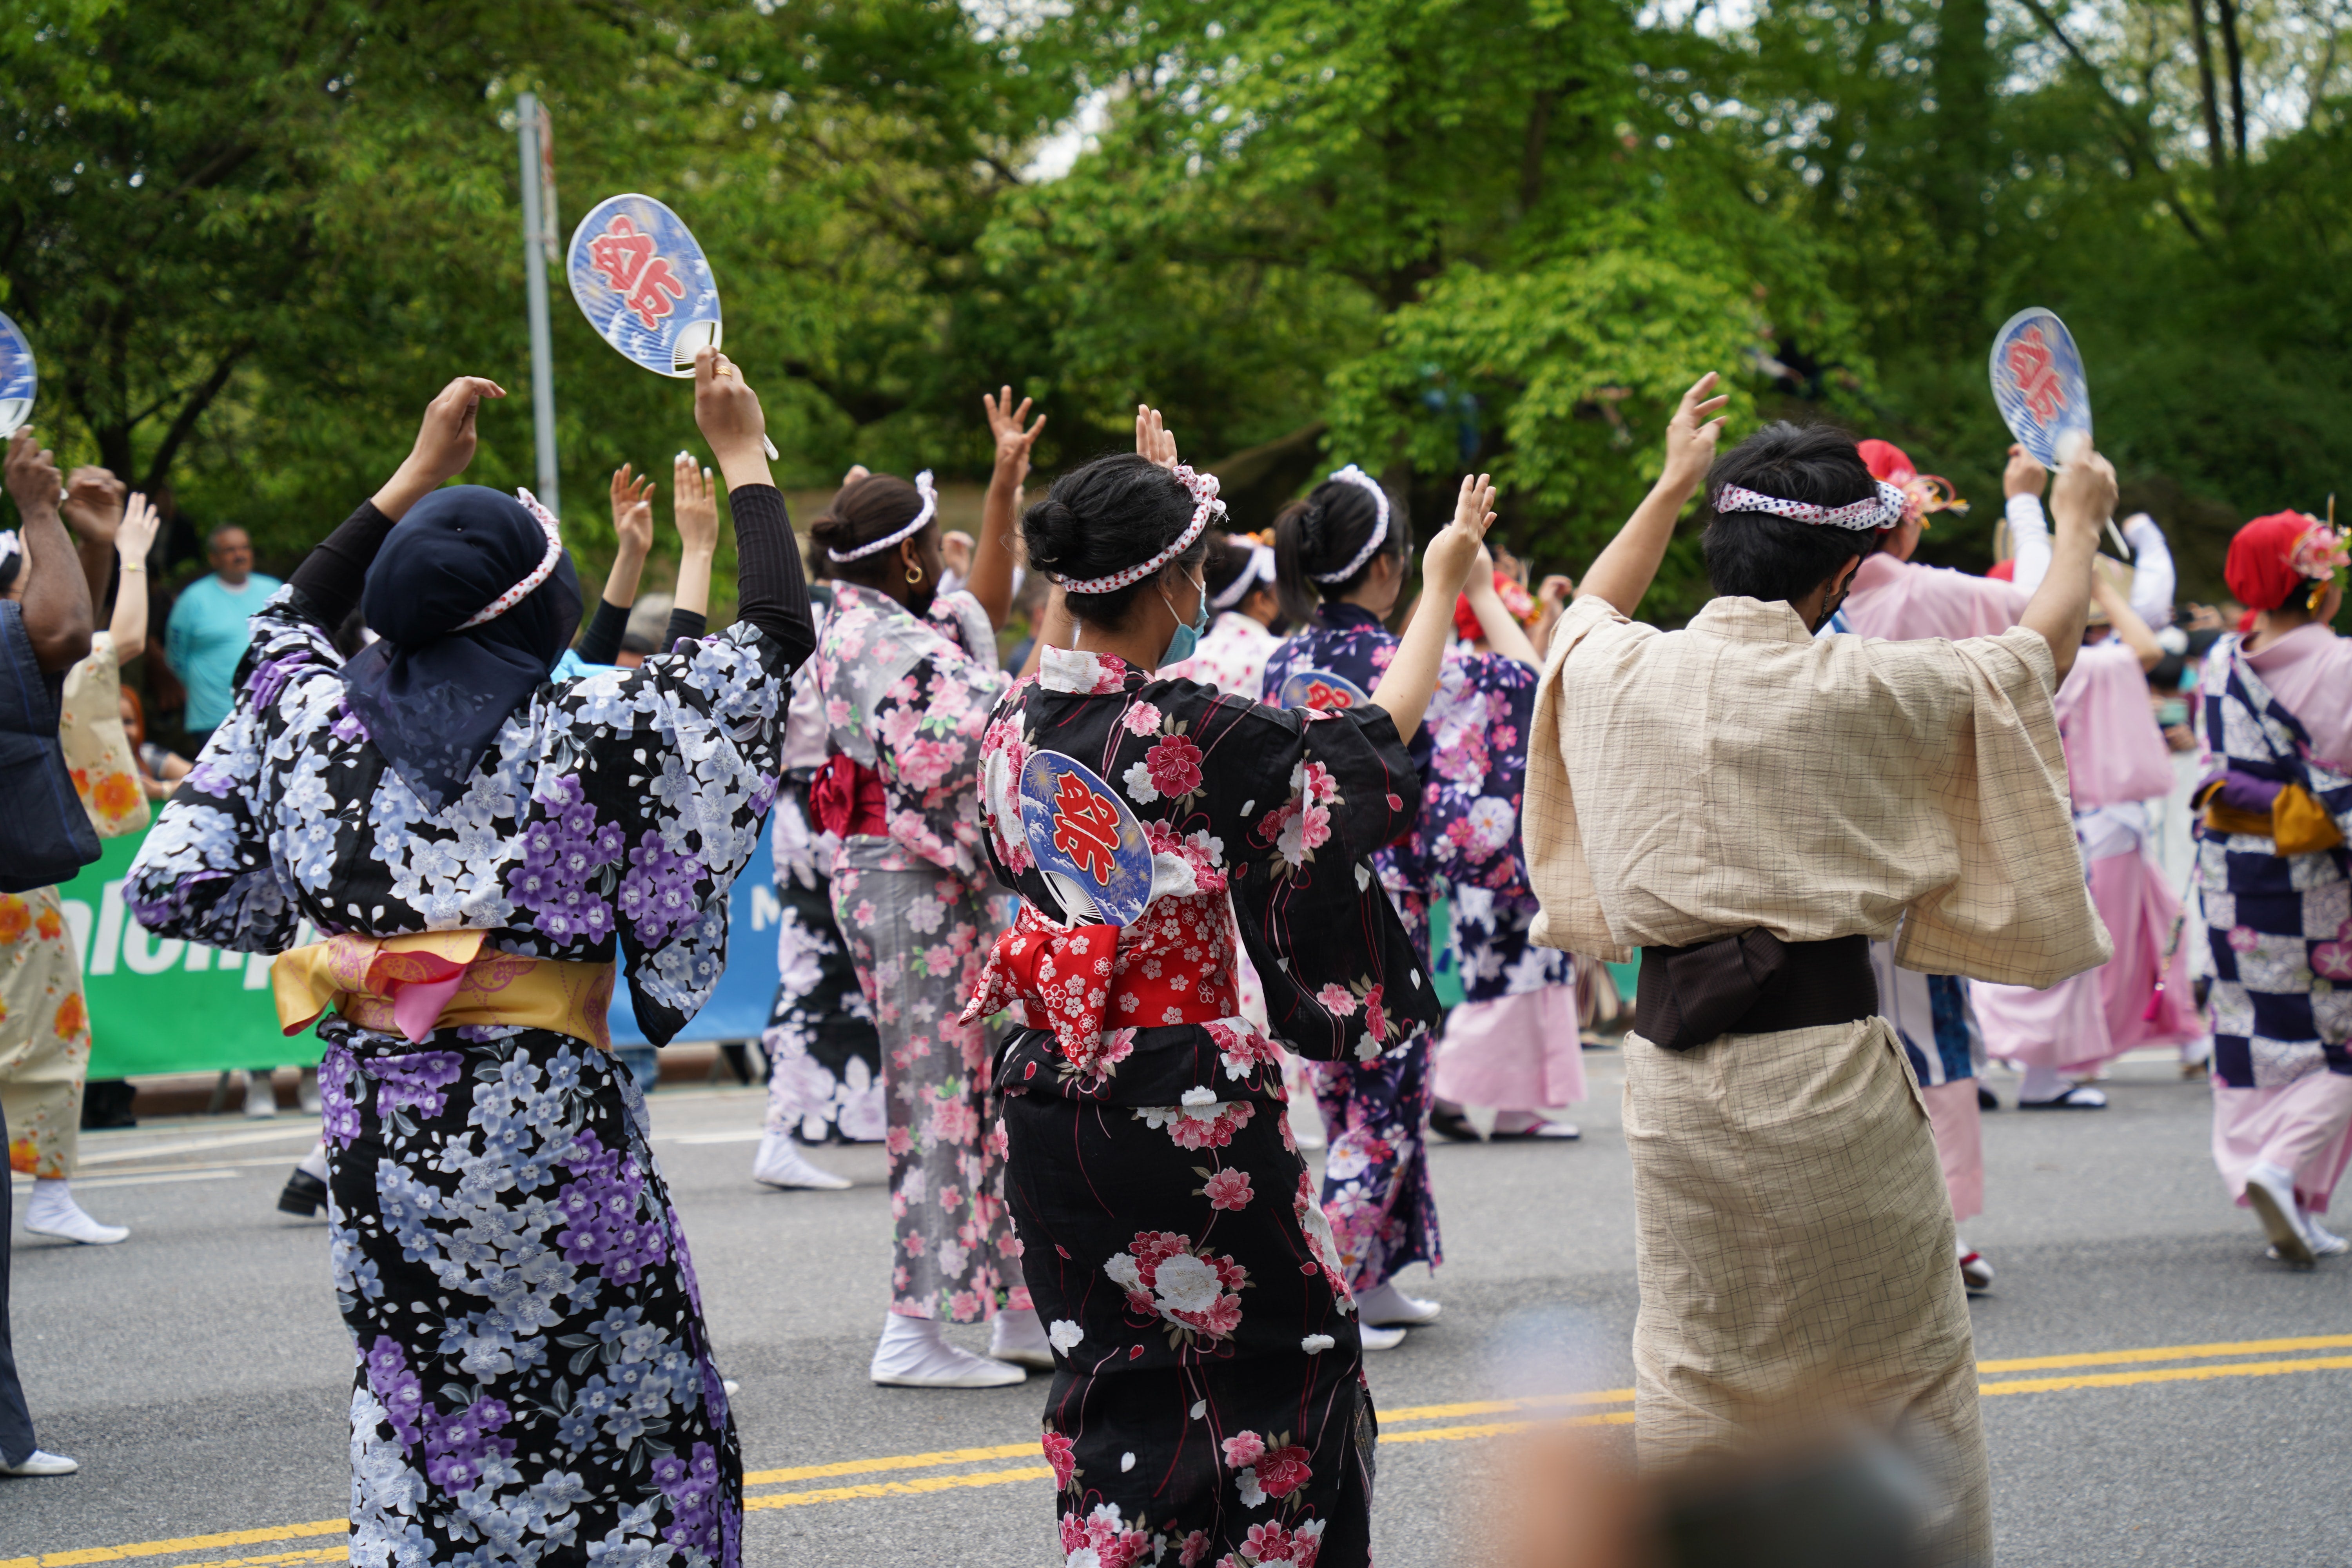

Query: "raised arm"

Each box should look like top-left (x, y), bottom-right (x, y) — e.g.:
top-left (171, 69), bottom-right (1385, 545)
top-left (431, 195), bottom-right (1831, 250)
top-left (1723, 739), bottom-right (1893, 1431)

top-left (62, 465), bottom-right (127, 616)
top-left (2120, 512), bottom-right (2176, 627)
top-left (693, 347), bottom-right (813, 669)
top-left (669, 450), bottom-right (718, 642)
top-left (971, 387), bottom-right (1041, 630)
top-left (109, 493), bottom-right (160, 661)
top-left (1462, 551), bottom-right (1541, 667)
top-left (1372, 474), bottom-right (1500, 742)
top-left (289, 376), bottom-right (508, 634)
top-left (2094, 569), bottom-right (2164, 672)
top-left (2018, 448), bottom-right (2116, 686)
top-left (1575, 372), bottom-right (1728, 616)
top-left (2003, 445), bottom-right (2053, 594)
top-left (4, 430), bottom-right (93, 671)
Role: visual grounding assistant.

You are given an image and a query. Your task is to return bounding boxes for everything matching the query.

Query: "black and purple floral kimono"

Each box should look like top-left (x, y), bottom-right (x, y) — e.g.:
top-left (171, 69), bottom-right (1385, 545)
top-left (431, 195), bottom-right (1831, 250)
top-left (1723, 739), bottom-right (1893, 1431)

top-left (967, 644), bottom-right (1441, 1568)
top-left (1260, 603), bottom-right (1442, 1293)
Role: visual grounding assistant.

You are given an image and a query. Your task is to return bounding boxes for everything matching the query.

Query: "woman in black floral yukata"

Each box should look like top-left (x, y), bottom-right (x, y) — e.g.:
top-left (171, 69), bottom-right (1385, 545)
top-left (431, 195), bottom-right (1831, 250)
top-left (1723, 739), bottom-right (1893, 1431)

top-left (125, 354), bottom-right (804, 1568)
top-left (961, 410), bottom-right (1501, 1568)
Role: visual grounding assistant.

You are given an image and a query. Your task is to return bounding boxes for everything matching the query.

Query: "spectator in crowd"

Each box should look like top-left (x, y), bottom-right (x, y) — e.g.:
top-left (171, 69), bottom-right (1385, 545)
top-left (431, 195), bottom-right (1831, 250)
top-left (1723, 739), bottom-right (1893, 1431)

top-left (163, 523), bottom-right (281, 748)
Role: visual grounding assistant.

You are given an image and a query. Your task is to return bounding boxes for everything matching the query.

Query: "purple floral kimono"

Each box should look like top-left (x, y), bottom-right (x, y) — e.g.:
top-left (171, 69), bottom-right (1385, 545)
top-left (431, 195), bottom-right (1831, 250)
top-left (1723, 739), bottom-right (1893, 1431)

top-left (1261, 604), bottom-right (1441, 1292)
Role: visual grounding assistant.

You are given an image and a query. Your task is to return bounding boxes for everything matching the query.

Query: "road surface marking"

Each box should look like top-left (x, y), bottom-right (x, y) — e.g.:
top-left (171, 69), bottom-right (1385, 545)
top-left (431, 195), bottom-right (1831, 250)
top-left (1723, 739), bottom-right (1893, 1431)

top-left (74, 1125), bottom-right (321, 1166)
top-left (15, 1330), bottom-right (2351, 1565)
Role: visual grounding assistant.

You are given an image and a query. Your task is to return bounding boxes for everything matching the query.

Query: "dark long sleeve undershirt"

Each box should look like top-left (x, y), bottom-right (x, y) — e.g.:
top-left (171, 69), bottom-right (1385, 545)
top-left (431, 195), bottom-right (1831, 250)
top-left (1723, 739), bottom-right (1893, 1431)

top-left (728, 485), bottom-right (815, 669)
top-left (287, 499), bottom-right (398, 633)
top-left (575, 598), bottom-right (632, 665)
top-left (663, 607), bottom-right (707, 648)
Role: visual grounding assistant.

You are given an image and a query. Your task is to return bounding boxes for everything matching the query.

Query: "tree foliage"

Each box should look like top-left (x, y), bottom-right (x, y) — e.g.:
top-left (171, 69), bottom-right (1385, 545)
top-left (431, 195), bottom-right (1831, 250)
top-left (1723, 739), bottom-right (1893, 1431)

top-left (4, 0), bottom-right (2347, 619)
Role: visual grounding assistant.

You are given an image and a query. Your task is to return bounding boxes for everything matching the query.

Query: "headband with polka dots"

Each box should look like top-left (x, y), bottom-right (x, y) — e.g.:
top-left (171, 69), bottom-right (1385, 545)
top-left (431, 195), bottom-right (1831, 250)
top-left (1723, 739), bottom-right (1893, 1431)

top-left (1712, 479), bottom-right (1907, 532)
top-left (457, 490), bottom-right (565, 631)
top-left (828, 470), bottom-right (939, 563)
top-left (1312, 465), bottom-right (1392, 582)
top-left (1056, 465), bottom-right (1224, 596)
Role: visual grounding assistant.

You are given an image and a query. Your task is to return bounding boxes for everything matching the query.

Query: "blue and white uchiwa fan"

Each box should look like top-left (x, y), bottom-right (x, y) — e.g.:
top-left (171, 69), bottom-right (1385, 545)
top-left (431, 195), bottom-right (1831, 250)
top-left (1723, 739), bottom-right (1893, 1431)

top-left (1989, 307), bottom-right (2129, 556)
top-left (0, 311), bottom-right (36, 441)
top-left (1019, 750), bottom-right (1155, 929)
top-left (1276, 668), bottom-right (1371, 713)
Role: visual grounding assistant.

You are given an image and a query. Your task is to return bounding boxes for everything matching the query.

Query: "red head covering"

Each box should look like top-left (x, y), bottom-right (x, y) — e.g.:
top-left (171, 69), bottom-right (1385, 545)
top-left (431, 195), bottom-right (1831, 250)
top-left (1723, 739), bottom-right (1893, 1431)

top-left (1454, 570), bottom-right (1537, 642)
top-left (1856, 439), bottom-right (1968, 527)
top-left (2225, 511), bottom-right (2345, 616)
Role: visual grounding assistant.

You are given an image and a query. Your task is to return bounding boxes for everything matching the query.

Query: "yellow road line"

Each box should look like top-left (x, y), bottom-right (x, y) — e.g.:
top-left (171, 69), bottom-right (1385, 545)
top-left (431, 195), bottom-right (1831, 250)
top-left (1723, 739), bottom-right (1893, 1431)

top-left (743, 1441), bottom-right (1037, 1486)
top-left (1976, 1333), bottom-right (2352, 1375)
top-left (1980, 1354), bottom-right (2352, 1397)
top-left (744, 1465), bottom-right (1054, 1510)
top-left (18, 1331), bottom-right (2352, 1567)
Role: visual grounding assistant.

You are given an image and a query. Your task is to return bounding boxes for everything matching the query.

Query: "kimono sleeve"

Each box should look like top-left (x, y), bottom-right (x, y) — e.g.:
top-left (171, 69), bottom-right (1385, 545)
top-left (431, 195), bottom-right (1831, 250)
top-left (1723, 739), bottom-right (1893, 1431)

top-left (124, 594), bottom-right (334, 951)
top-left (868, 630), bottom-right (1009, 879)
top-left (555, 621), bottom-right (791, 1044)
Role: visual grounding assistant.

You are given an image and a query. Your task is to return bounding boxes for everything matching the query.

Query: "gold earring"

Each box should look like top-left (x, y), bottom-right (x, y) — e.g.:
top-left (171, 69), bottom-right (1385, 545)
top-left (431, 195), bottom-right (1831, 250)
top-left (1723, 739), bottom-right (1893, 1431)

top-left (907, 563), bottom-right (925, 586)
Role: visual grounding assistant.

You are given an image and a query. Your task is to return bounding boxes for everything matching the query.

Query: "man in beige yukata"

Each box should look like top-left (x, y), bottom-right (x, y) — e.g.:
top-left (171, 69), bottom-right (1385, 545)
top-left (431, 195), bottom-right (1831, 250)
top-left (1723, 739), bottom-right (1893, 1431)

top-left (1524, 409), bottom-right (2118, 1564)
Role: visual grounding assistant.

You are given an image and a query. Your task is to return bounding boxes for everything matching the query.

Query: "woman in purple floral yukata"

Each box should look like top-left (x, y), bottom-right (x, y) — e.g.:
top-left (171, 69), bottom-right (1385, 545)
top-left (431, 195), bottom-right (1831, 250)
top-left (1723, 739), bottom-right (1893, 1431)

top-left (807, 389), bottom-right (1057, 1387)
top-left (122, 356), bottom-right (805, 1568)
top-left (963, 408), bottom-right (1502, 1567)
top-left (1259, 468), bottom-right (1530, 1345)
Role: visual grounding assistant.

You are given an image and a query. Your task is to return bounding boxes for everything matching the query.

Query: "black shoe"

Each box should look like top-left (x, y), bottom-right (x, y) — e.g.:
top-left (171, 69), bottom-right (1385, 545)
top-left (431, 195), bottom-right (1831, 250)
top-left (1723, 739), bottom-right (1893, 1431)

top-left (278, 1169), bottom-right (328, 1217)
top-left (1428, 1106), bottom-right (1482, 1143)
top-left (1976, 1083), bottom-right (2000, 1112)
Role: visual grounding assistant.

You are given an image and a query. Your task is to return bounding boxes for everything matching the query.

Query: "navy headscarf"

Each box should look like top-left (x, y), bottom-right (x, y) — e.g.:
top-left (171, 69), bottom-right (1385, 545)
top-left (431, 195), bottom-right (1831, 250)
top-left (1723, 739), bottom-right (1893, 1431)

top-left (342, 485), bottom-right (583, 811)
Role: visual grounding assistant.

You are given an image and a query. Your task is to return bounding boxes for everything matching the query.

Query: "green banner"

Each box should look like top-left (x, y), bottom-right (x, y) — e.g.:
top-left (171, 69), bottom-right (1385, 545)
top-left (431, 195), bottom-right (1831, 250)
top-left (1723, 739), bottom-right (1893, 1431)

top-left (55, 827), bottom-right (319, 1078)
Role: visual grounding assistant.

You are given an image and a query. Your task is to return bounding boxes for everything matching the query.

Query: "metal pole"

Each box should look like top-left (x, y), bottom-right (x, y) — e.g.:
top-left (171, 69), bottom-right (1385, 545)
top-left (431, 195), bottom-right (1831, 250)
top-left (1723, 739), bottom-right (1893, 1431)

top-left (517, 92), bottom-right (559, 514)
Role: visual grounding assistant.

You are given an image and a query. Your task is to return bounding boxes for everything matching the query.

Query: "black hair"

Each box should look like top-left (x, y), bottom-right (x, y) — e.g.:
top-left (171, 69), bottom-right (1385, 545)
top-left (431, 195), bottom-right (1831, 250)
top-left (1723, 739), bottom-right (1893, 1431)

top-left (1700, 422), bottom-right (1882, 604)
top-left (805, 475), bottom-right (934, 589)
top-left (1024, 453), bottom-right (1208, 629)
top-left (1273, 472), bottom-right (1410, 624)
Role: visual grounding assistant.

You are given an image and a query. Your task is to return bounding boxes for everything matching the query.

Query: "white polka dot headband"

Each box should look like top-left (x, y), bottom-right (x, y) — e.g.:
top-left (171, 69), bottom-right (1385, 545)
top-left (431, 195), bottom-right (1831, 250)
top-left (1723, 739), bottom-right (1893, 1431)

top-left (1712, 479), bottom-right (1907, 532)
top-left (458, 490), bottom-right (565, 631)
top-left (1057, 465), bottom-right (1224, 596)
top-left (1208, 542), bottom-right (1275, 612)
top-left (828, 470), bottom-right (938, 563)
top-left (1312, 465), bottom-right (1392, 582)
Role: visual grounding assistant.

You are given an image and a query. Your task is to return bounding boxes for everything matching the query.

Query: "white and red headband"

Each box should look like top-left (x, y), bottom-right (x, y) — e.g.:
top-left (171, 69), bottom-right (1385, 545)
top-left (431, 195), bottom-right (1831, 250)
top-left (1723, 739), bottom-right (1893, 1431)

top-left (1713, 479), bottom-right (1907, 533)
top-left (828, 470), bottom-right (939, 563)
top-left (1313, 465), bottom-right (1392, 582)
top-left (1057, 465), bottom-right (1224, 596)
top-left (459, 490), bottom-right (566, 630)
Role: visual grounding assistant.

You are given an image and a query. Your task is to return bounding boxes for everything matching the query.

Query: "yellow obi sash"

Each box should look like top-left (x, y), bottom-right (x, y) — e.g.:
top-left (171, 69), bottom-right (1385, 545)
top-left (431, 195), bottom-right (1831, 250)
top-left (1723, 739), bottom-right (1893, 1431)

top-left (272, 931), bottom-right (615, 1051)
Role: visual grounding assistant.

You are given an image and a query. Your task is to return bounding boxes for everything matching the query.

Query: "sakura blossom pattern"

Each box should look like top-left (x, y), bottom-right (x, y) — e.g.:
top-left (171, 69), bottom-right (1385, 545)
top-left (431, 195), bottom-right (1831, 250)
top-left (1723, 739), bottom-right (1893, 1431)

top-left (760, 783), bottom-right (884, 1143)
top-left (978, 642), bottom-right (1421, 1565)
top-left (814, 581), bottom-right (1023, 1323)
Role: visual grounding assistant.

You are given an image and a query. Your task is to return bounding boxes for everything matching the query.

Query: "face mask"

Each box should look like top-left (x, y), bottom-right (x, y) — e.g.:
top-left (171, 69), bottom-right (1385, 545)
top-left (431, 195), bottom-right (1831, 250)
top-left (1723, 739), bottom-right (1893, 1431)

top-left (1159, 569), bottom-right (1209, 666)
top-left (1811, 564), bottom-right (1858, 634)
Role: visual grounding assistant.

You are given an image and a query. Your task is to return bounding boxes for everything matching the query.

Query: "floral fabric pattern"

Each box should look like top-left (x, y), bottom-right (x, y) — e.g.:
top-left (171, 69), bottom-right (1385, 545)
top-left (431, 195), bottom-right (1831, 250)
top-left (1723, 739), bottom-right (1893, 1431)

top-left (2196, 639), bottom-right (2352, 1086)
top-left (760, 783), bottom-right (883, 1143)
top-left (1261, 603), bottom-right (1446, 1294)
top-left (832, 849), bottom-right (1022, 1321)
top-left (0, 888), bottom-right (92, 1180)
top-left (324, 1024), bottom-right (741, 1568)
top-left (978, 644), bottom-right (1432, 1565)
top-left (123, 586), bottom-right (793, 1046)
top-left (60, 632), bottom-right (151, 838)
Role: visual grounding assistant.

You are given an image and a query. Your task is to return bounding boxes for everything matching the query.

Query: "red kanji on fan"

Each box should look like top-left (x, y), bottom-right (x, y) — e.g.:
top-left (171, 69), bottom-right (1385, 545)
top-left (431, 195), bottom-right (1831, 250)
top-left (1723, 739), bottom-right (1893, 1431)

top-left (1301, 680), bottom-right (1356, 711)
top-left (587, 216), bottom-right (688, 331)
top-left (1050, 770), bottom-right (1123, 886)
top-left (2004, 327), bottom-right (2067, 423)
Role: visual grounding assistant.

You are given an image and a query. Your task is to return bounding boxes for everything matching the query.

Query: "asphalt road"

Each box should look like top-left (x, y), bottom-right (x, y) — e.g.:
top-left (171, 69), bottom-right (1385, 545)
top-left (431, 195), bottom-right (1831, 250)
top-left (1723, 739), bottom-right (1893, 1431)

top-left (4, 1047), bottom-right (2348, 1567)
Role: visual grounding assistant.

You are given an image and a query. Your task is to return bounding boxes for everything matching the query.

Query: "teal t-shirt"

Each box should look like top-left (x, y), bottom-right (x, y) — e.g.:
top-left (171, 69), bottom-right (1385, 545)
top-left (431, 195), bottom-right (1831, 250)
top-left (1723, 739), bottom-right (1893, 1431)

top-left (165, 572), bottom-right (283, 732)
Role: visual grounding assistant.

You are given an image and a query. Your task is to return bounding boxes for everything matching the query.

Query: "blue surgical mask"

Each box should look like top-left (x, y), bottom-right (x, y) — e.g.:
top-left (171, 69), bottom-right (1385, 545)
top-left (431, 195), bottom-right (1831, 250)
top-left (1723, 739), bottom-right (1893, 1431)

top-left (1160, 570), bottom-right (1210, 666)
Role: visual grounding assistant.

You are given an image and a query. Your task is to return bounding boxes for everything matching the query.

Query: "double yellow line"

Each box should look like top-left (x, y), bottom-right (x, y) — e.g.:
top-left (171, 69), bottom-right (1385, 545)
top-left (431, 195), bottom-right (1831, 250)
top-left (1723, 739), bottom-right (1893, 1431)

top-left (13, 1333), bottom-right (2349, 1568)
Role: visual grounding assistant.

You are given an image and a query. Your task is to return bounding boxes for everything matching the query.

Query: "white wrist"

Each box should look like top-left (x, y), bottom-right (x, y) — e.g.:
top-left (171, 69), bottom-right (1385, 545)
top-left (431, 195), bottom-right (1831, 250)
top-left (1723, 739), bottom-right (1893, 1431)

top-left (2004, 492), bottom-right (2048, 534)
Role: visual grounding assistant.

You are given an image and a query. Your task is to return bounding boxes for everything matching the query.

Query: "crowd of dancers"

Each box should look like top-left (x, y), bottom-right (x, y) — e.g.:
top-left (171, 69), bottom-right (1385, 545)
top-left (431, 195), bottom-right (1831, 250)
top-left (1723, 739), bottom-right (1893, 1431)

top-left (0, 339), bottom-right (2343, 1566)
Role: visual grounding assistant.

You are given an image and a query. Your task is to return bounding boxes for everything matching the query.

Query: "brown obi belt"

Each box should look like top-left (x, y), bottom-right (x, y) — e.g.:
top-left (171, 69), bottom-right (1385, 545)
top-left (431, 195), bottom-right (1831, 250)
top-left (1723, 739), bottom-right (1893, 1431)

top-left (1635, 931), bottom-right (1877, 1052)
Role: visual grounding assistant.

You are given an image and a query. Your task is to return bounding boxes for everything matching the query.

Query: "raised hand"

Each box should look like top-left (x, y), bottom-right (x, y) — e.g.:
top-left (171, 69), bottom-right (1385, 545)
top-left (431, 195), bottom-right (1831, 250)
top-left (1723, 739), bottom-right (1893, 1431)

top-left (692, 348), bottom-right (768, 486)
top-left (2049, 446), bottom-right (2118, 548)
top-left (62, 466), bottom-right (127, 544)
top-left (410, 377), bottom-right (506, 487)
top-left (673, 450), bottom-right (719, 558)
top-left (610, 465), bottom-right (655, 563)
top-left (1421, 473), bottom-right (1500, 603)
top-left (986, 387), bottom-right (1046, 486)
top-left (117, 492), bottom-right (160, 563)
top-left (1537, 573), bottom-right (1576, 607)
top-left (1135, 405), bottom-right (1178, 470)
top-left (4, 430), bottom-right (62, 519)
top-left (1658, 372), bottom-right (1731, 495)
top-left (2004, 443), bottom-right (2049, 500)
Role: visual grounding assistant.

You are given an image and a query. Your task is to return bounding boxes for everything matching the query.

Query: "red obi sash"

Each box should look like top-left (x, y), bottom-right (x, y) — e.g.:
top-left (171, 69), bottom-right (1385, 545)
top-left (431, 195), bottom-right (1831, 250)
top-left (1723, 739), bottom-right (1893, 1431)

top-left (963, 894), bottom-right (1240, 1068)
top-left (811, 753), bottom-right (887, 839)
